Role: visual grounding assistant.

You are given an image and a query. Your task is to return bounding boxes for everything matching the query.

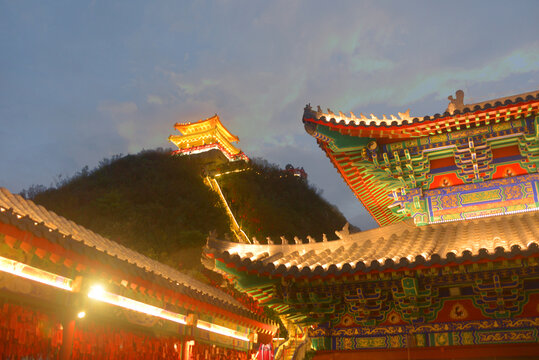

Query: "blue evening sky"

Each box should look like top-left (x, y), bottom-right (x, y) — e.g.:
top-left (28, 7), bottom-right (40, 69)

top-left (1, 0), bottom-right (538, 230)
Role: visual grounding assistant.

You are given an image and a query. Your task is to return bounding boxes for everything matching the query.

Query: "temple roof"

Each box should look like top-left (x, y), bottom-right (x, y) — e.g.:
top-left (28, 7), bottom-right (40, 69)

top-left (205, 210), bottom-right (539, 278)
top-left (0, 187), bottom-right (263, 322)
top-left (302, 89), bottom-right (539, 227)
top-left (304, 89), bottom-right (539, 134)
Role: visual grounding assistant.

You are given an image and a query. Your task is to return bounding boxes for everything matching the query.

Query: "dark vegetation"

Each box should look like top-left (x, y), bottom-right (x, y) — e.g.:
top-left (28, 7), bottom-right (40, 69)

top-left (24, 149), bottom-right (348, 270)
top-left (27, 149), bottom-right (228, 270)
top-left (220, 158), bottom-right (347, 242)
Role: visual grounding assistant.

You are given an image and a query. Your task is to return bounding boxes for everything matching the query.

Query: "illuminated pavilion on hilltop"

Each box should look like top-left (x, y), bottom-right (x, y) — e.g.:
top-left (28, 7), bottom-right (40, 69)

top-left (168, 114), bottom-right (249, 163)
top-left (204, 89), bottom-right (539, 359)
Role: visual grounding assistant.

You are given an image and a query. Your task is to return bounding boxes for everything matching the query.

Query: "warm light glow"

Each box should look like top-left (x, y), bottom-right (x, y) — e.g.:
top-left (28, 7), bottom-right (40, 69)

top-left (88, 284), bottom-right (105, 298)
top-left (77, 311), bottom-right (86, 319)
top-left (88, 285), bottom-right (187, 325)
top-left (88, 285), bottom-right (254, 341)
top-left (169, 114), bottom-right (249, 162)
top-left (0, 255), bottom-right (73, 291)
top-left (213, 167), bottom-right (249, 177)
top-left (196, 319), bottom-right (250, 341)
top-left (210, 177), bottom-right (251, 243)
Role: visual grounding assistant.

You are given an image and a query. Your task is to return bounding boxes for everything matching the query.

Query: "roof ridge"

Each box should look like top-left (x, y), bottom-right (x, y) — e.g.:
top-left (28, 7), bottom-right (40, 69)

top-left (304, 89), bottom-right (539, 128)
top-left (205, 211), bottom-right (539, 277)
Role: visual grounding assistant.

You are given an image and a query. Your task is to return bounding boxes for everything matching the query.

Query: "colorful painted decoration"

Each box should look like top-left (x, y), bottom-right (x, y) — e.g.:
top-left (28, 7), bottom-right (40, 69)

top-left (302, 90), bottom-right (539, 226)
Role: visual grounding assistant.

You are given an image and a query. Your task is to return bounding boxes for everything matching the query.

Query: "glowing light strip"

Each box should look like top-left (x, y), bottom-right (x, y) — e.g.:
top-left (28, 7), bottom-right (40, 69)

top-left (210, 178), bottom-right (251, 244)
top-left (88, 285), bottom-right (252, 341)
top-left (213, 168), bottom-right (249, 177)
top-left (88, 285), bottom-right (187, 324)
top-left (0, 255), bottom-right (73, 291)
top-left (197, 319), bottom-right (250, 341)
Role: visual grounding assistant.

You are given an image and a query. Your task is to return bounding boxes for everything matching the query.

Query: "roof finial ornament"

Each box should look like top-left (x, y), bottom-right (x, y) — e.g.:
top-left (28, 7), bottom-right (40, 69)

top-left (307, 235), bottom-right (316, 244)
top-left (208, 230), bottom-right (218, 241)
top-left (252, 236), bottom-right (259, 244)
top-left (398, 109), bottom-right (411, 121)
top-left (322, 234), bottom-right (328, 242)
top-left (335, 222), bottom-right (350, 239)
top-left (447, 90), bottom-right (465, 115)
top-left (266, 237), bottom-right (274, 245)
top-left (280, 236), bottom-right (289, 245)
top-left (294, 236), bottom-right (302, 245)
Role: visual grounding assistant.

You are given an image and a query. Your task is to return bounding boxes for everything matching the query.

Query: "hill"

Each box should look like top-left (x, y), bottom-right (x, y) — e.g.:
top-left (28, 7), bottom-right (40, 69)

top-left (218, 158), bottom-right (347, 242)
top-left (25, 149), bottom-right (348, 270)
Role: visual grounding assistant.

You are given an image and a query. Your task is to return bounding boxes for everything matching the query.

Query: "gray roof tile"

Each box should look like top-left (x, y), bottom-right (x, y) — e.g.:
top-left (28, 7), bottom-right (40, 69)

top-left (206, 211), bottom-right (539, 277)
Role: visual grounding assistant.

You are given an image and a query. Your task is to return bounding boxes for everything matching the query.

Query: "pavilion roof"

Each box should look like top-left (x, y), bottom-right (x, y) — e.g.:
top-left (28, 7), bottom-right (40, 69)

top-left (205, 210), bottom-right (539, 279)
top-left (173, 114), bottom-right (240, 142)
top-left (0, 187), bottom-right (264, 322)
top-left (169, 114), bottom-right (248, 161)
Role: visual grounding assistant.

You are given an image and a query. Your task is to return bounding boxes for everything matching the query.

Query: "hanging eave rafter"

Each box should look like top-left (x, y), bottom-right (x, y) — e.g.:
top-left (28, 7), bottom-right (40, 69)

top-left (321, 144), bottom-right (399, 226)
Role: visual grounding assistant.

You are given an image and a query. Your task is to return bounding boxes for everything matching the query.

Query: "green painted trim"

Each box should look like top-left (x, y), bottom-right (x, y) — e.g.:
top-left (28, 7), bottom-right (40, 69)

top-left (316, 126), bottom-right (372, 153)
top-left (215, 260), bottom-right (278, 289)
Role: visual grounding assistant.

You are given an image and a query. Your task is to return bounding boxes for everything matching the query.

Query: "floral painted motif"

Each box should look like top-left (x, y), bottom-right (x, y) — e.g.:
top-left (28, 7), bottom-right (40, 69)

top-left (450, 303), bottom-right (468, 320)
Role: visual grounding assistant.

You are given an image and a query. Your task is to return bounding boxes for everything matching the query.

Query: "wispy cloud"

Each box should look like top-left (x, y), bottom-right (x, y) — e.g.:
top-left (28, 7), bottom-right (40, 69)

top-left (394, 44), bottom-right (539, 106)
top-left (2, 0), bottom-right (538, 230)
top-left (147, 95), bottom-right (164, 105)
top-left (98, 101), bottom-right (138, 115)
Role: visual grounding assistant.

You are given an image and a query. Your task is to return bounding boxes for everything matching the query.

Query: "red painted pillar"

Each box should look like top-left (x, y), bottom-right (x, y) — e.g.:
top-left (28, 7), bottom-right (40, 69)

top-left (60, 320), bottom-right (75, 360)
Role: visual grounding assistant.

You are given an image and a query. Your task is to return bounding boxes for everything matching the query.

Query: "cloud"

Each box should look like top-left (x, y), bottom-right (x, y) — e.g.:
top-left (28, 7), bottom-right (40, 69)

top-left (394, 44), bottom-right (539, 106)
top-left (6, 0), bottom-right (538, 231)
top-left (351, 57), bottom-right (395, 73)
top-left (147, 95), bottom-right (164, 105)
top-left (98, 101), bottom-right (138, 115)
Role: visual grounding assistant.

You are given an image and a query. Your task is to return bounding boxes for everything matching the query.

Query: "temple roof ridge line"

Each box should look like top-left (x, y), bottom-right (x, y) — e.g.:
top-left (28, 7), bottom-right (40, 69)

top-left (308, 104), bottom-right (414, 126)
top-left (305, 88), bottom-right (539, 128)
top-left (205, 219), bottom-right (420, 259)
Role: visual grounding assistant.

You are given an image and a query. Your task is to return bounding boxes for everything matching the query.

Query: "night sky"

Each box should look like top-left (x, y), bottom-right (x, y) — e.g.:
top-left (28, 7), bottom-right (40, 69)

top-left (1, 0), bottom-right (538, 230)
